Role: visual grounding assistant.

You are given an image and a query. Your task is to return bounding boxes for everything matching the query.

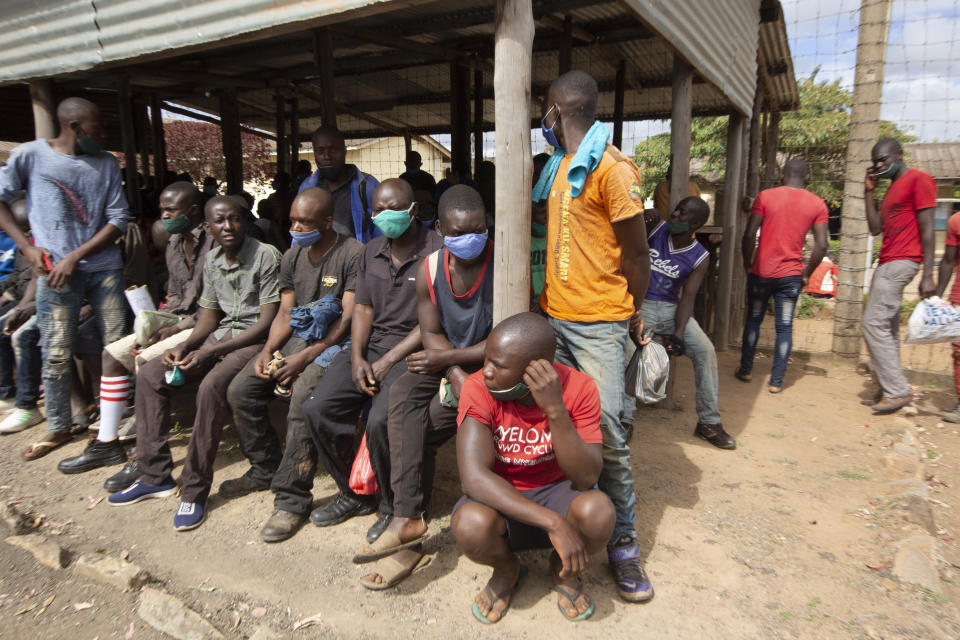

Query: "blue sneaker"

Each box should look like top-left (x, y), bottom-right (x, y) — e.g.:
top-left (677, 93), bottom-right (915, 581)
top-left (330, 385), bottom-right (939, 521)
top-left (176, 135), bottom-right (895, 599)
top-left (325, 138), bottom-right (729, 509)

top-left (108, 479), bottom-right (177, 506)
top-left (173, 501), bottom-right (205, 531)
top-left (608, 535), bottom-right (654, 602)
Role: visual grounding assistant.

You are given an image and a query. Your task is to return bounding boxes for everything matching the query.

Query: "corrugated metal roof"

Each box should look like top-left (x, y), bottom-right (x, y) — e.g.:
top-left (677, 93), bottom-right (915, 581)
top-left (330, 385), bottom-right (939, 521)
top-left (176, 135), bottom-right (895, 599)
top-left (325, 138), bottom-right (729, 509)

top-left (906, 143), bottom-right (960, 179)
top-left (621, 0), bottom-right (759, 116)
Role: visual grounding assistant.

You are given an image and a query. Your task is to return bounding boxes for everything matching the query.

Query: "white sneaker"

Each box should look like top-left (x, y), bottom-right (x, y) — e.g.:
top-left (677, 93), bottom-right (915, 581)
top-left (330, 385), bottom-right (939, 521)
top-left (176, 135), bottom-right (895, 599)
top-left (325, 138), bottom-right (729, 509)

top-left (0, 397), bottom-right (17, 416)
top-left (0, 408), bottom-right (44, 434)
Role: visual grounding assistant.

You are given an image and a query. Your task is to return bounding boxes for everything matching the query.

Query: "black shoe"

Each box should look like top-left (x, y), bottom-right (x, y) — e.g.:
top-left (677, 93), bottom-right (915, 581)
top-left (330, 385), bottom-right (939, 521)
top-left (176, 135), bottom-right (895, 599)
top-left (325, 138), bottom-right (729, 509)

top-left (309, 493), bottom-right (375, 527)
top-left (219, 473), bottom-right (271, 500)
top-left (366, 513), bottom-right (393, 544)
top-left (261, 510), bottom-right (307, 543)
top-left (694, 422), bottom-right (736, 450)
top-left (104, 460), bottom-right (140, 492)
top-left (57, 438), bottom-right (127, 474)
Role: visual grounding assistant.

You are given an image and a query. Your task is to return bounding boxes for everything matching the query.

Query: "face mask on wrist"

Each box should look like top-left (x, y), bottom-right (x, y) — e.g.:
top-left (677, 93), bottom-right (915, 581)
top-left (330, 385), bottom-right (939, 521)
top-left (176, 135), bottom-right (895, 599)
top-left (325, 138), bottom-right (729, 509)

top-left (444, 231), bottom-right (488, 260)
top-left (488, 381), bottom-right (530, 402)
top-left (290, 229), bottom-right (322, 248)
top-left (371, 205), bottom-right (414, 239)
top-left (161, 215), bottom-right (192, 234)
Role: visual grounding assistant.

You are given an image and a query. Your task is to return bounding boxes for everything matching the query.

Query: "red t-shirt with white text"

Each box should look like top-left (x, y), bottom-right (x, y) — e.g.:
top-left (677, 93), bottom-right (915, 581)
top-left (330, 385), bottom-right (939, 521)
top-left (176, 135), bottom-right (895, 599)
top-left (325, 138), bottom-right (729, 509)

top-left (751, 186), bottom-right (829, 278)
top-left (456, 362), bottom-right (602, 491)
top-left (878, 168), bottom-right (937, 265)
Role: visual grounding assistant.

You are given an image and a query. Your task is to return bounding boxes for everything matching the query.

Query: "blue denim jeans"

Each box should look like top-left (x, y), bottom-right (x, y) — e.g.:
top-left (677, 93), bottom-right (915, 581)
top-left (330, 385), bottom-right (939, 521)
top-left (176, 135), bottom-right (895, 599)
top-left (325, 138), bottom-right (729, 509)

top-left (36, 269), bottom-right (126, 433)
top-left (546, 315), bottom-right (636, 545)
top-left (739, 274), bottom-right (802, 387)
top-left (12, 315), bottom-right (41, 410)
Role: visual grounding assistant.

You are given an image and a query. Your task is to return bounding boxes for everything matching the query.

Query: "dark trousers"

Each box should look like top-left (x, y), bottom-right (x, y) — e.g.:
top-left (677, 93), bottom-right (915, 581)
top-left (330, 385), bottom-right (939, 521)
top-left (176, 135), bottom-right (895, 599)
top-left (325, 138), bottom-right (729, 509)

top-left (136, 334), bottom-right (263, 503)
top-left (739, 274), bottom-right (803, 387)
top-left (302, 345), bottom-right (408, 515)
top-left (386, 371), bottom-right (457, 518)
top-left (226, 336), bottom-right (328, 513)
top-left (13, 318), bottom-right (41, 409)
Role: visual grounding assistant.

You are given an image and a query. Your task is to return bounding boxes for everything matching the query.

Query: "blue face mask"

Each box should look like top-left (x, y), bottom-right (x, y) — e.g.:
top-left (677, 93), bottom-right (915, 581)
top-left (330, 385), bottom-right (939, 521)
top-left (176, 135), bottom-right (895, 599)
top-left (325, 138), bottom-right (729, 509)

top-left (445, 231), bottom-right (488, 260)
top-left (541, 104), bottom-right (561, 149)
top-left (290, 229), bottom-right (321, 248)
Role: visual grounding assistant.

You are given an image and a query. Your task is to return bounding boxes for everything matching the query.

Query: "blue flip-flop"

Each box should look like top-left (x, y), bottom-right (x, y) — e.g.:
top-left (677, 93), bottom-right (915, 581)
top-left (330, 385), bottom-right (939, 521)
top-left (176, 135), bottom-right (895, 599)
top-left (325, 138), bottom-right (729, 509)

top-left (472, 565), bottom-right (528, 624)
top-left (554, 580), bottom-right (595, 622)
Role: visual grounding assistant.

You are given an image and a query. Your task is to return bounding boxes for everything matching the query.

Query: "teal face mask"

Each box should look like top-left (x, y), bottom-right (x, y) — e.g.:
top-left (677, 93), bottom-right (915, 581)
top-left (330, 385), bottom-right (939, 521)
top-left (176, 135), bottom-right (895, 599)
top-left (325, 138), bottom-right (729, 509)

top-left (874, 161), bottom-right (902, 180)
top-left (77, 135), bottom-right (102, 155)
top-left (371, 206), bottom-right (414, 239)
top-left (488, 381), bottom-right (530, 402)
top-left (667, 219), bottom-right (690, 235)
top-left (161, 215), bottom-right (192, 234)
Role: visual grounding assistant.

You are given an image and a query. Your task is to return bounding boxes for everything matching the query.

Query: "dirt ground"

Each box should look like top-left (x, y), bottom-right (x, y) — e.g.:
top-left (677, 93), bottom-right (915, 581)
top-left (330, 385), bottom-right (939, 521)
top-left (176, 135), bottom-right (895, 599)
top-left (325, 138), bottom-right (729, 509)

top-left (2, 348), bottom-right (960, 639)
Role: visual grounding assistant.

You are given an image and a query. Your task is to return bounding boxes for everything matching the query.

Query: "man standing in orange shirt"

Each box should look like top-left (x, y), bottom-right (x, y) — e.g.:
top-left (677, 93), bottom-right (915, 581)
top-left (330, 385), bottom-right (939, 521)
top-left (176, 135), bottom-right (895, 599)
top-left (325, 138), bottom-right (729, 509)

top-left (533, 70), bottom-right (652, 603)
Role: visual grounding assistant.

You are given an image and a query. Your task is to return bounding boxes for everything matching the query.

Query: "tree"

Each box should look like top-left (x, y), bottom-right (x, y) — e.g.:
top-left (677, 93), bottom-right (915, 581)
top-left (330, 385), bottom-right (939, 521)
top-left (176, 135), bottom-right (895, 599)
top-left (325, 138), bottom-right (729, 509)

top-left (163, 120), bottom-right (273, 189)
top-left (633, 71), bottom-right (915, 208)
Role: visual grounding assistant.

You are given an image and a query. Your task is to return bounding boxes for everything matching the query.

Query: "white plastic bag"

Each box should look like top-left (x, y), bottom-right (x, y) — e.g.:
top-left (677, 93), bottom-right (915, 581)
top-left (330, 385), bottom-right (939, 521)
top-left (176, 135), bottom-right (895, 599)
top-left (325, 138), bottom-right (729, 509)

top-left (625, 341), bottom-right (670, 404)
top-left (904, 296), bottom-right (960, 345)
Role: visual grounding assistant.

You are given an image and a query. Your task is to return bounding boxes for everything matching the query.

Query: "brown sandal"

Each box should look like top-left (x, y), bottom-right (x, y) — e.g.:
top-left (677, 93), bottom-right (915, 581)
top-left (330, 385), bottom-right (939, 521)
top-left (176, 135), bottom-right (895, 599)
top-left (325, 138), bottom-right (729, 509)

top-left (23, 432), bottom-right (73, 460)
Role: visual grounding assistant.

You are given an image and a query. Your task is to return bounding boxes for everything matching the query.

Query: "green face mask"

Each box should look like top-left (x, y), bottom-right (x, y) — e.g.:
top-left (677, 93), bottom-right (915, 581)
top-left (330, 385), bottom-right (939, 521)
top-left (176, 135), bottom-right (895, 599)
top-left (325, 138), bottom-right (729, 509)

top-left (161, 215), bottom-right (192, 234)
top-left (371, 207), bottom-right (414, 239)
top-left (874, 161), bottom-right (902, 180)
top-left (531, 221), bottom-right (547, 237)
top-left (76, 135), bottom-right (102, 155)
top-left (667, 219), bottom-right (690, 235)
top-left (488, 381), bottom-right (530, 402)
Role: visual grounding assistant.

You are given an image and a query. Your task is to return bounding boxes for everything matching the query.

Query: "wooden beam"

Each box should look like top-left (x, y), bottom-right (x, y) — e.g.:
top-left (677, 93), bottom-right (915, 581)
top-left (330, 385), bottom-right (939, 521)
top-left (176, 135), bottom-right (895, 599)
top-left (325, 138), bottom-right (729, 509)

top-left (274, 92), bottom-right (288, 174)
top-left (29, 80), bottom-right (56, 139)
top-left (669, 56), bottom-right (693, 215)
top-left (449, 60), bottom-right (471, 174)
top-left (474, 68), bottom-right (484, 178)
top-left (558, 15), bottom-right (573, 74)
top-left (334, 26), bottom-right (493, 72)
top-left (289, 96), bottom-right (300, 176)
top-left (761, 110), bottom-right (781, 188)
top-left (493, 0), bottom-right (534, 324)
top-left (219, 88), bottom-right (243, 195)
top-left (159, 102), bottom-right (276, 140)
top-left (133, 97), bottom-right (152, 187)
top-left (150, 93), bottom-right (167, 190)
top-left (612, 60), bottom-right (625, 148)
top-left (314, 28), bottom-right (338, 127)
top-left (535, 14), bottom-right (593, 41)
top-left (714, 113), bottom-right (745, 351)
top-left (745, 68), bottom-right (764, 199)
top-left (117, 77), bottom-right (140, 216)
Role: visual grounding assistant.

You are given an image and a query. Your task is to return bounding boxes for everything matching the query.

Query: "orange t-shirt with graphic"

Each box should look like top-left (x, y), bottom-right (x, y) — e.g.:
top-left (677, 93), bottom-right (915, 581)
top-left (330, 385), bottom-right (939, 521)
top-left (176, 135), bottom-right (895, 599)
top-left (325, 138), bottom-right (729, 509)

top-left (539, 146), bottom-right (643, 322)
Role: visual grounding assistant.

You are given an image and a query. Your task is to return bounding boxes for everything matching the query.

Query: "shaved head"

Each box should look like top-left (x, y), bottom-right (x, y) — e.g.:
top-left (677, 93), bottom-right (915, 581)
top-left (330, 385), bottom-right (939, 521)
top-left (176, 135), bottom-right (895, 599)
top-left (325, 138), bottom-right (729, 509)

top-left (547, 70), bottom-right (599, 121)
top-left (438, 184), bottom-right (485, 225)
top-left (374, 178), bottom-right (414, 206)
top-left (311, 125), bottom-right (345, 149)
top-left (873, 137), bottom-right (903, 156)
top-left (56, 97), bottom-right (99, 126)
top-left (160, 181), bottom-right (203, 210)
top-left (488, 313), bottom-right (556, 363)
top-left (291, 187), bottom-right (334, 222)
top-left (782, 158), bottom-right (809, 182)
top-left (678, 196), bottom-right (710, 229)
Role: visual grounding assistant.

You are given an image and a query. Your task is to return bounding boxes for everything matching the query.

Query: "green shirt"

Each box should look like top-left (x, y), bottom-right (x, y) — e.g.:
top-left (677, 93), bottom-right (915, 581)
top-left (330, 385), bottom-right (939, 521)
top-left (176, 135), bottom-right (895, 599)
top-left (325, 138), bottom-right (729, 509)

top-left (198, 236), bottom-right (281, 339)
top-left (531, 234), bottom-right (547, 300)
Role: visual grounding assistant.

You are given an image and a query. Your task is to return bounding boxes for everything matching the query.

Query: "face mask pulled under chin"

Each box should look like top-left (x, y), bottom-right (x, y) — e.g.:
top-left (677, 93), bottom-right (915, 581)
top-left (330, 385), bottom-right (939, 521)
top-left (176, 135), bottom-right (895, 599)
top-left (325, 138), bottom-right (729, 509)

top-left (315, 165), bottom-right (344, 181)
top-left (488, 381), bottom-right (530, 402)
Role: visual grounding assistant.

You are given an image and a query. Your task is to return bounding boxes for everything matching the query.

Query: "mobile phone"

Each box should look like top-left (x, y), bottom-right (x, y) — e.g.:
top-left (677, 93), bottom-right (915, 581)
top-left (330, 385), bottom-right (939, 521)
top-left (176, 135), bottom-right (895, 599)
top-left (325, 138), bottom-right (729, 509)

top-left (42, 253), bottom-right (53, 272)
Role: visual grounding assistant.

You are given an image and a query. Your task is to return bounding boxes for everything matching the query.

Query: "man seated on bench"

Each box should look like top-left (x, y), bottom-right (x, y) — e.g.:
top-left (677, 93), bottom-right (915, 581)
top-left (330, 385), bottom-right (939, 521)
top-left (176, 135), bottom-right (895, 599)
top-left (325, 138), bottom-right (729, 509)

top-left (452, 312), bottom-right (615, 624)
top-left (108, 196), bottom-right (281, 531)
top-left (640, 197), bottom-right (733, 449)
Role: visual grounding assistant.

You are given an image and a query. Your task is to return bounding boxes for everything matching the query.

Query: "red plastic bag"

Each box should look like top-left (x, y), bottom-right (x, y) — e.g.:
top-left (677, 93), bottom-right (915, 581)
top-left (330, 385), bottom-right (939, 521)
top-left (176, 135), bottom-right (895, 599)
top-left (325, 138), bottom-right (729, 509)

top-left (348, 433), bottom-right (379, 495)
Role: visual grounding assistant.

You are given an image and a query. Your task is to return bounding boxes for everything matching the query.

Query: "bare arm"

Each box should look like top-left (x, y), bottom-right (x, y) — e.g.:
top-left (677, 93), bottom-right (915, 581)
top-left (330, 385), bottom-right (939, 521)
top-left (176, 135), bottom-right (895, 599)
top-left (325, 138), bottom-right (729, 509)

top-left (673, 261), bottom-right (707, 339)
top-left (741, 213), bottom-right (763, 273)
top-left (864, 169), bottom-right (882, 236)
top-left (46, 223), bottom-right (124, 288)
top-left (350, 303), bottom-right (377, 394)
top-left (917, 207), bottom-right (936, 298)
top-left (803, 222), bottom-right (829, 285)
top-left (937, 245), bottom-right (957, 298)
top-left (613, 214), bottom-right (651, 344)
top-left (262, 289), bottom-right (296, 355)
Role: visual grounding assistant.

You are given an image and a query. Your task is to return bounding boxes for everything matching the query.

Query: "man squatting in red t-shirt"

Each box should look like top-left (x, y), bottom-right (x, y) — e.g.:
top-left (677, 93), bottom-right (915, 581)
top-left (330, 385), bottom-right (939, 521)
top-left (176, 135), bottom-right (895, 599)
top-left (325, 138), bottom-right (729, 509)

top-left (452, 312), bottom-right (615, 624)
top-left (863, 138), bottom-right (937, 413)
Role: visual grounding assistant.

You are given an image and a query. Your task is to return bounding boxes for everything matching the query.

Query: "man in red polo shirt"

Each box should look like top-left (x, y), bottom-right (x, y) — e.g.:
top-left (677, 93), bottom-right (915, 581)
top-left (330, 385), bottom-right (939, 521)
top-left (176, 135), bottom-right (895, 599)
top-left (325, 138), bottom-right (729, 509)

top-left (936, 208), bottom-right (960, 422)
top-left (862, 138), bottom-right (937, 413)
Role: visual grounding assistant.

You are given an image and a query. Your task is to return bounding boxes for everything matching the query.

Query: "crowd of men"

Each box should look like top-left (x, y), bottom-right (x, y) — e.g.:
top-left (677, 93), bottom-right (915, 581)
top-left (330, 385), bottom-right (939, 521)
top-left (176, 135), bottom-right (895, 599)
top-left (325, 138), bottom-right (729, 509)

top-left (0, 69), bottom-right (946, 624)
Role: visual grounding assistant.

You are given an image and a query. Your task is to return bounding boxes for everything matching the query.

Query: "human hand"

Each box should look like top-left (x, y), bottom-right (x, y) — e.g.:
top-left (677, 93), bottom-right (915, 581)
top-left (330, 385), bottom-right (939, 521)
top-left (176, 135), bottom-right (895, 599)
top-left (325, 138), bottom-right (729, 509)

top-left (371, 356), bottom-right (395, 384)
top-left (3, 307), bottom-right (29, 335)
top-left (178, 348), bottom-right (212, 371)
top-left (353, 358), bottom-right (378, 396)
top-left (665, 333), bottom-right (684, 357)
top-left (547, 517), bottom-right (587, 579)
top-left (162, 346), bottom-right (187, 367)
top-left (275, 351), bottom-right (309, 386)
top-left (523, 359), bottom-right (565, 415)
top-left (864, 166), bottom-right (878, 193)
top-left (254, 349), bottom-right (274, 380)
top-left (406, 349), bottom-right (449, 375)
top-left (46, 252), bottom-right (78, 289)
top-left (628, 310), bottom-right (647, 347)
top-left (919, 275), bottom-right (937, 299)
top-left (22, 245), bottom-right (47, 276)
top-left (78, 305), bottom-right (94, 324)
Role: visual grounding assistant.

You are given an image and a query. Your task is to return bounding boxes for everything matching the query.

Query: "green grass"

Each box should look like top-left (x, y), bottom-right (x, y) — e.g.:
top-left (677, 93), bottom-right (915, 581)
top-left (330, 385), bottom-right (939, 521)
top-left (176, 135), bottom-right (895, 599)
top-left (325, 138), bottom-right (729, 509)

top-left (837, 469), bottom-right (870, 480)
top-left (797, 293), bottom-right (826, 319)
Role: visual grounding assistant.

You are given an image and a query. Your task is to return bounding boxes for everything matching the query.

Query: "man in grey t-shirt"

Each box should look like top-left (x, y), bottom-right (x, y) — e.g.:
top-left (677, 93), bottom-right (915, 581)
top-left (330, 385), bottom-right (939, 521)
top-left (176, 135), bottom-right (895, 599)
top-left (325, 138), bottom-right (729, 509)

top-left (0, 97), bottom-right (129, 461)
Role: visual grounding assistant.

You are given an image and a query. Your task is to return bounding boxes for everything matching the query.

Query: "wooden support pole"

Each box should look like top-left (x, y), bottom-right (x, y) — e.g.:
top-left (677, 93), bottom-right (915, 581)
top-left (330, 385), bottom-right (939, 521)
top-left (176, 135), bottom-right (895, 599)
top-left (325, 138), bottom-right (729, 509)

top-left (714, 113), bottom-right (745, 351)
top-left (29, 79), bottom-right (56, 139)
top-left (745, 81), bottom-right (764, 200)
top-left (117, 77), bottom-right (140, 216)
top-left (289, 96), bottom-right (300, 175)
top-left (558, 15), bottom-right (573, 75)
top-left (404, 130), bottom-right (413, 155)
top-left (449, 60), bottom-right (471, 175)
top-left (612, 60), bottom-right (625, 149)
top-left (761, 110), bottom-right (781, 189)
top-left (473, 68), bottom-right (484, 178)
top-left (219, 88), bottom-right (243, 195)
top-left (493, 0), bottom-right (534, 324)
top-left (833, 0), bottom-right (893, 357)
top-left (315, 28), bottom-right (337, 128)
top-left (668, 56), bottom-right (693, 215)
top-left (134, 98), bottom-right (152, 187)
top-left (150, 94), bottom-right (167, 190)
top-left (275, 93), bottom-right (288, 174)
